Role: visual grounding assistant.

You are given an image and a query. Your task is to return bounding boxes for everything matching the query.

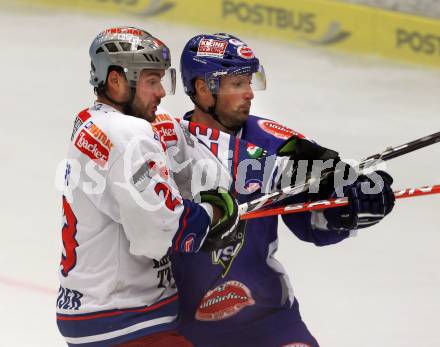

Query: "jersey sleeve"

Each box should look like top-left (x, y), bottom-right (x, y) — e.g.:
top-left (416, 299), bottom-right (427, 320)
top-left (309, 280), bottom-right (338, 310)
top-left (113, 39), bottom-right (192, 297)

top-left (107, 132), bottom-right (212, 259)
top-left (280, 194), bottom-right (351, 246)
top-left (167, 118), bottom-right (232, 198)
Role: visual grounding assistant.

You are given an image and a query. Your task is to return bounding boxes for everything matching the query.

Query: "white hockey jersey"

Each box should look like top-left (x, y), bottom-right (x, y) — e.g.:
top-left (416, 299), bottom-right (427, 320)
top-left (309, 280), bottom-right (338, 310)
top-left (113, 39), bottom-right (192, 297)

top-left (56, 103), bottom-right (230, 346)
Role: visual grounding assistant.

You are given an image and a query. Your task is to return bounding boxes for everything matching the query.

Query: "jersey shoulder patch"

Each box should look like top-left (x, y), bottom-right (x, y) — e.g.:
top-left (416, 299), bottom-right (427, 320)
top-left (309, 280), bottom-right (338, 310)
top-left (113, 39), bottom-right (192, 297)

top-left (152, 113), bottom-right (178, 150)
top-left (73, 116), bottom-right (114, 167)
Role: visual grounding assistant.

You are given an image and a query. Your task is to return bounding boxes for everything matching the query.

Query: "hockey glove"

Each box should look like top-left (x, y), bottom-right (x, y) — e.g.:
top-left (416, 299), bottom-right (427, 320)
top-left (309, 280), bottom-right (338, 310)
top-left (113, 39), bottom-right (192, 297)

top-left (277, 135), bottom-right (340, 192)
top-left (324, 170), bottom-right (395, 230)
top-left (198, 189), bottom-right (244, 251)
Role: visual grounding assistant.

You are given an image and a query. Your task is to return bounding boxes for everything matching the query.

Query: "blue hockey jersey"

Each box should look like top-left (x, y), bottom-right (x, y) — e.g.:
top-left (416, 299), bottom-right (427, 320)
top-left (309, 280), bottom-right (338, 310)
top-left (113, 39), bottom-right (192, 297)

top-left (171, 113), bottom-right (350, 346)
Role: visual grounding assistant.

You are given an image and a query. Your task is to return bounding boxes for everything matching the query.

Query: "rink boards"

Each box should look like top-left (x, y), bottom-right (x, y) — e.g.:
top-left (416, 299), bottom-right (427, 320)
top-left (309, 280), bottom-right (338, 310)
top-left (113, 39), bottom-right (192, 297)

top-left (12, 0), bottom-right (440, 68)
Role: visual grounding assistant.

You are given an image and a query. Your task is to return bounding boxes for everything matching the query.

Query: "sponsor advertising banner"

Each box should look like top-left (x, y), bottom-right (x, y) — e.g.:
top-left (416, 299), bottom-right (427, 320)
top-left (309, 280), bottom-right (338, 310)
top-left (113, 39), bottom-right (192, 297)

top-left (375, 10), bottom-right (440, 67)
top-left (10, 0), bottom-right (440, 67)
top-left (13, 0), bottom-right (174, 16)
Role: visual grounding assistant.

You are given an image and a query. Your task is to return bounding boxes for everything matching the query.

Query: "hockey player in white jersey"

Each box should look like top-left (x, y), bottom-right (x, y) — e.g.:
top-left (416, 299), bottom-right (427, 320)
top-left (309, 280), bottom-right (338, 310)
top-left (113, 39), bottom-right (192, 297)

top-left (56, 27), bottom-right (241, 347)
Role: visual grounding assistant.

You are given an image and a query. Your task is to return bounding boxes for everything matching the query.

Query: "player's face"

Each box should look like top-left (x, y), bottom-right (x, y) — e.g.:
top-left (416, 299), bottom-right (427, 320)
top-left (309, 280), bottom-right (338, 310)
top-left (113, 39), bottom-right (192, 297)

top-left (132, 69), bottom-right (166, 122)
top-left (215, 74), bottom-right (254, 129)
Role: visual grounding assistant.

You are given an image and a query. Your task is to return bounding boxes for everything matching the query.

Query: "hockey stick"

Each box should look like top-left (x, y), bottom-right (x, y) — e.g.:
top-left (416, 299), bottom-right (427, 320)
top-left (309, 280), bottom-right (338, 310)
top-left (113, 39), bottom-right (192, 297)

top-left (241, 184), bottom-right (440, 220)
top-left (238, 131), bottom-right (440, 215)
top-left (358, 131), bottom-right (440, 170)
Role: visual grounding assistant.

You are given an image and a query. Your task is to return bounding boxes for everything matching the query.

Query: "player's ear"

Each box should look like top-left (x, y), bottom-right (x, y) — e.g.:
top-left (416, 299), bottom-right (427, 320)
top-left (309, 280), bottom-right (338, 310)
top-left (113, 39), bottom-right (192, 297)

top-left (194, 78), bottom-right (209, 96)
top-left (107, 70), bottom-right (128, 96)
top-left (106, 70), bottom-right (120, 92)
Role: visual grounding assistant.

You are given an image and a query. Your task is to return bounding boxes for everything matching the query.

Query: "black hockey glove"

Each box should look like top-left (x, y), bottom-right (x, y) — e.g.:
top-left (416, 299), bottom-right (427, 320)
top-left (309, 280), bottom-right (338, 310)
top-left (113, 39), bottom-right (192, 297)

top-left (324, 171), bottom-right (395, 230)
top-left (276, 135), bottom-right (341, 193)
top-left (198, 189), bottom-right (245, 251)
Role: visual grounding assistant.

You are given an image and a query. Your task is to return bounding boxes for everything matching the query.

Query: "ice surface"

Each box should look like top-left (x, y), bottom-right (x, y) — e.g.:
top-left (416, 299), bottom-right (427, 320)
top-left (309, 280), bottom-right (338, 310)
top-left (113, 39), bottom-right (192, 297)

top-left (1, 9), bottom-right (439, 347)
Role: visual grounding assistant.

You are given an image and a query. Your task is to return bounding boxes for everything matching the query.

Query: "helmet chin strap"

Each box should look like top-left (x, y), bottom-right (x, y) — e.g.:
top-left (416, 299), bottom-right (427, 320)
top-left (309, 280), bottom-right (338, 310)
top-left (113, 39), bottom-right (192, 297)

top-left (191, 94), bottom-right (239, 133)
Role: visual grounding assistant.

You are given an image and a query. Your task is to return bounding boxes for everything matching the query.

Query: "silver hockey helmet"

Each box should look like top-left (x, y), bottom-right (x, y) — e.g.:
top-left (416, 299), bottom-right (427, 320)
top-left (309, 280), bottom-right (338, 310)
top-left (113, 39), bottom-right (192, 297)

top-left (89, 26), bottom-right (175, 94)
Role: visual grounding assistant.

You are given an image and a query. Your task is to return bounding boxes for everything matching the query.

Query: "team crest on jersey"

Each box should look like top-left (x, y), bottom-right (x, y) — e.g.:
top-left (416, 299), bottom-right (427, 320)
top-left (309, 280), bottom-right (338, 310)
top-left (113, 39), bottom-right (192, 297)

top-left (246, 143), bottom-right (266, 159)
top-left (195, 281), bottom-right (255, 321)
top-left (257, 119), bottom-right (300, 140)
top-left (211, 228), bottom-right (245, 277)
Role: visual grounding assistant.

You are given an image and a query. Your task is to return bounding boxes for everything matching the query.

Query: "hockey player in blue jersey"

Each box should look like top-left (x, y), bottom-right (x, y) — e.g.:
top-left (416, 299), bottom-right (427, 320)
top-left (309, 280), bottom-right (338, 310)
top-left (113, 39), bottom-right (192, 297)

top-left (171, 33), bottom-right (395, 347)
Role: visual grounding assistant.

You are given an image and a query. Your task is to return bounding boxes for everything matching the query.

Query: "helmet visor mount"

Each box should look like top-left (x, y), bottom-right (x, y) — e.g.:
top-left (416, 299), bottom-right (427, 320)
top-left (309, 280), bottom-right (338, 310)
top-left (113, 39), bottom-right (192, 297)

top-left (205, 65), bottom-right (266, 95)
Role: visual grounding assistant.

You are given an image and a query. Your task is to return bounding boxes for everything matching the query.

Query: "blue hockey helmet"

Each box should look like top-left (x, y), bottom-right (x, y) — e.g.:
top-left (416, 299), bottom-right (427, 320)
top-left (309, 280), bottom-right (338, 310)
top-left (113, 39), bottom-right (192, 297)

top-left (180, 33), bottom-right (266, 96)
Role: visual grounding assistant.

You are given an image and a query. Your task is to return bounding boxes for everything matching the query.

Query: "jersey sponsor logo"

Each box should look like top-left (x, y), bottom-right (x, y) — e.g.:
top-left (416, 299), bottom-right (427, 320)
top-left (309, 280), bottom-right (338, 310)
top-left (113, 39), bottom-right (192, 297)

top-left (75, 130), bottom-right (110, 166)
top-left (281, 344), bottom-right (312, 347)
top-left (182, 233), bottom-right (195, 252)
top-left (57, 286), bottom-right (83, 310)
top-left (197, 38), bottom-right (228, 58)
top-left (237, 45), bottom-right (255, 59)
top-left (152, 114), bottom-right (178, 150)
top-left (195, 281), bottom-right (255, 321)
top-left (154, 113), bottom-right (173, 122)
top-left (84, 121), bottom-right (113, 151)
top-left (244, 179), bottom-right (262, 194)
top-left (257, 119), bottom-right (298, 140)
top-left (74, 120), bottom-right (113, 166)
top-left (211, 227), bottom-right (245, 277)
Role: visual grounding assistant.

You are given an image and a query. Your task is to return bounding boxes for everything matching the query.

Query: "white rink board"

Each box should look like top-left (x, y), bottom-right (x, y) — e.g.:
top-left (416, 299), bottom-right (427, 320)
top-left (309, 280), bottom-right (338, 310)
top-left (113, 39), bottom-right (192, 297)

top-left (1, 9), bottom-right (439, 347)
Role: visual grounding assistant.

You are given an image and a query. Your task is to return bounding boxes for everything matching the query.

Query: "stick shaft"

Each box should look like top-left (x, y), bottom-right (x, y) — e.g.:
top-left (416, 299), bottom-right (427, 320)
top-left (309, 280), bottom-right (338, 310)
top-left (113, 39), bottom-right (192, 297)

top-left (241, 184), bottom-right (440, 220)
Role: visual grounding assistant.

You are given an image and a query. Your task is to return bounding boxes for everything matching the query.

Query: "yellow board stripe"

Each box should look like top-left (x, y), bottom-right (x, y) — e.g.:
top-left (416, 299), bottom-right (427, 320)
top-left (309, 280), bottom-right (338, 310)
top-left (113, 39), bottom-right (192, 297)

top-left (11, 0), bottom-right (440, 68)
